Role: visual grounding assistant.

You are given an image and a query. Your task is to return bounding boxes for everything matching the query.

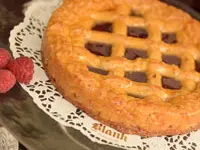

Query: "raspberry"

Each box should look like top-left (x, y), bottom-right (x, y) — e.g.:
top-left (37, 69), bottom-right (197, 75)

top-left (0, 48), bottom-right (12, 69)
top-left (0, 70), bottom-right (16, 93)
top-left (7, 57), bottom-right (34, 84)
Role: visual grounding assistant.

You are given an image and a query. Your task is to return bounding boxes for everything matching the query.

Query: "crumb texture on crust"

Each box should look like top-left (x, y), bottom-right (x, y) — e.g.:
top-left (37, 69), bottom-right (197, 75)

top-left (42, 0), bottom-right (200, 136)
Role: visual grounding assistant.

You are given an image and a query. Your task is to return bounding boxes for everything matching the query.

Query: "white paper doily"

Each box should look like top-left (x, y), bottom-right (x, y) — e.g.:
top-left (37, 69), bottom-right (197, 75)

top-left (9, 0), bottom-right (200, 149)
top-left (0, 127), bottom-right (18, 150)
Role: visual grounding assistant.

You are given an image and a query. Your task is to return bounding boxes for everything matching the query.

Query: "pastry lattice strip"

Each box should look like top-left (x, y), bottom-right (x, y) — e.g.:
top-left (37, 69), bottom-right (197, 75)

top-left (81, 9), bottom-right (200, 99)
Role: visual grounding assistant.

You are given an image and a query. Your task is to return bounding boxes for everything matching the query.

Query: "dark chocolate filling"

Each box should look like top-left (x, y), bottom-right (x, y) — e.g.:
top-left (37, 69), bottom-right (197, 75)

top-left (92, 22), bottom-right (112, 33)
top-left (85, 42), bottom-right (112, 57)
top-left (125, 72), bottom-right (147, 83)
top-left (127, 26), bottom-right (148, 38)
top-left (195, 61), bottom-right (200, 73)
top-left (162, 33), bottom-right (177, 44)
top-left (162, 76), bottom-right (181, 90)
top-left (130, 10), bottom-right (143, 17)
top-left (88, 66), bottom-right (109, 75)
top-left (125, 48), bottom-right (148, 60)
top-left (162, 55), bottom-right (181, 67)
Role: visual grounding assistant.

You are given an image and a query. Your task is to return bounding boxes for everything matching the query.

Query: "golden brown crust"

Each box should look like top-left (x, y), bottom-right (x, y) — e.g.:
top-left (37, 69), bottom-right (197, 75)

top-left (42, 0), bottom-right (200, 136)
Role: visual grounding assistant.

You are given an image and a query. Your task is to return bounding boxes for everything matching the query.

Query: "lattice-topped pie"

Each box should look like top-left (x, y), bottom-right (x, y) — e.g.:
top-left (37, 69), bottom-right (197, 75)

top-left (42, 0), bottom-right (200, 136)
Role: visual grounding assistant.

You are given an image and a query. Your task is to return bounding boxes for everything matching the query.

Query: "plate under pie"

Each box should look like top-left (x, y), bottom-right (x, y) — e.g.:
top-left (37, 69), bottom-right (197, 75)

top-left (42, 0), bottom-right (200, 136)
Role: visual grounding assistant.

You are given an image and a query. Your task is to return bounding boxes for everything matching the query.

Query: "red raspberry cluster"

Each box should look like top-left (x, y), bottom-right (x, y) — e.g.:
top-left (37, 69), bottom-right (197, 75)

top-left (0, 48), bottom-right (34, 93)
